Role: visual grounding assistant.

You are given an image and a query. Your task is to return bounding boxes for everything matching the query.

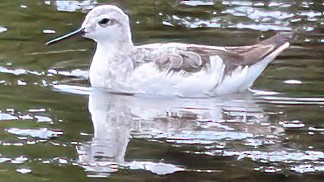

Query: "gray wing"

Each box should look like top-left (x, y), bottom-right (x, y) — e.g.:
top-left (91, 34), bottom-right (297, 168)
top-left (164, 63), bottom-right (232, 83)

top-left (133, 46), bottom-right (242, 73)
top-left (132, 46), bottom-right (206, 72)
top-left (133, 32), bottom-right (291, 73)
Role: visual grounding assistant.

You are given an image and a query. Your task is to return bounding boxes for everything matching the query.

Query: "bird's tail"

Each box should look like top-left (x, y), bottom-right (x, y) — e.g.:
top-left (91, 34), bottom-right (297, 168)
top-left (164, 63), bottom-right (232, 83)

top-left (259, 31), bottom-right (293, 50)
top-left (237, 32), bottom-right (292, 92)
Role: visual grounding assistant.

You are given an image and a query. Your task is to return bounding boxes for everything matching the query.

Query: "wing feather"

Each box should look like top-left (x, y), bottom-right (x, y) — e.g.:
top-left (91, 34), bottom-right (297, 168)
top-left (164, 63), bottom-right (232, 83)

top-left (132, 32), bottom-right (290, 74)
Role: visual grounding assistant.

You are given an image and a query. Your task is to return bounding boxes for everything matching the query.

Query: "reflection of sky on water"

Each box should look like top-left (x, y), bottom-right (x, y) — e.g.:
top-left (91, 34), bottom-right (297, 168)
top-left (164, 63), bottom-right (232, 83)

top-left (44, 0), bottom-right (97, 12)
top-left (0, 26), bottom-right (7, 33)
top-left (43, 0), bottom-right (324, 42)
top-left (66, 88), bottom-right (324, 177)
top-left (171, 1), bottom-right (323, 32)
top-left (0, 0), bottom-right (322, 180)
top-left (44, 0), bottom-right (324, 43)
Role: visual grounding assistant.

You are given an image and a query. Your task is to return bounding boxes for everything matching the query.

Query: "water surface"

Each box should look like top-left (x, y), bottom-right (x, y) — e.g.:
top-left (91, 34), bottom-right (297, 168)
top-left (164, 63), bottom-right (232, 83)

top-left (0, 0), bottom-right (323, 181)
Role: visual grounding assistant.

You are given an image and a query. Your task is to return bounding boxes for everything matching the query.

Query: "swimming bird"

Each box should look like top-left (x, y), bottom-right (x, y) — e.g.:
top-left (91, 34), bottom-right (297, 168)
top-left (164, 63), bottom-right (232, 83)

top-left (46, 5), bottom-right (291, 97)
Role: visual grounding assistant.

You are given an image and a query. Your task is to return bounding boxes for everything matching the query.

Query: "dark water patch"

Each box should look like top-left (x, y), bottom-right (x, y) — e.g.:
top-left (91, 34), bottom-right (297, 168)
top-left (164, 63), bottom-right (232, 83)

top-left (0, 0), bottom-right (323, 181)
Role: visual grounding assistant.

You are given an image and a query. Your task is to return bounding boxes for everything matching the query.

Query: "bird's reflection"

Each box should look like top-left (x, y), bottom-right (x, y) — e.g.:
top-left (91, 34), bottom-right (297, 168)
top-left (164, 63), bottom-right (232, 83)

top-left (77, 90), bottom-right (284, 177)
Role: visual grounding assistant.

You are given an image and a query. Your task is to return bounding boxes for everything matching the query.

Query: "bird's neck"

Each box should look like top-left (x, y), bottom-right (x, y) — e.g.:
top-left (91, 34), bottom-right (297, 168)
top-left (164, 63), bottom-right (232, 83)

top-left (97, 32), bottom-right (133, 49)
top-left (95, 26), bottom-right (134, 51)
top-left (95, 39), bottom-right (134, 63)
top-left (89, 40), bottom-right (134, 89)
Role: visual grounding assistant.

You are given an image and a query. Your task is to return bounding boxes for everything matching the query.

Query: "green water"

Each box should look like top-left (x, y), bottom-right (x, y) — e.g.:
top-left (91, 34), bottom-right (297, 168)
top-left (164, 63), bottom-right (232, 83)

top-left (0, 0), bottom-right (323, 181)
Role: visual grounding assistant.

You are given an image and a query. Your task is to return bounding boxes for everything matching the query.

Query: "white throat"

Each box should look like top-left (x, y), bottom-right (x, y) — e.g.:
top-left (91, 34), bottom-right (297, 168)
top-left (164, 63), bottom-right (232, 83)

top-left (89, 40), bottom-right (134, 90)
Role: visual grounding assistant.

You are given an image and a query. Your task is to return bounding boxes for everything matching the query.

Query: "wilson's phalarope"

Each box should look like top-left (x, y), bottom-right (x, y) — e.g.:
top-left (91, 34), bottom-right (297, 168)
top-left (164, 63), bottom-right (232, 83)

top-left (46, 5), bottom-right (291, 97)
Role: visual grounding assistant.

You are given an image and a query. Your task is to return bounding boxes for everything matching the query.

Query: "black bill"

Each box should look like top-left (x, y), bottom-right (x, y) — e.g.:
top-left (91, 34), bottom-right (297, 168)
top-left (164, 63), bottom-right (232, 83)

top-left (45, 27), bottom-right (85, 45)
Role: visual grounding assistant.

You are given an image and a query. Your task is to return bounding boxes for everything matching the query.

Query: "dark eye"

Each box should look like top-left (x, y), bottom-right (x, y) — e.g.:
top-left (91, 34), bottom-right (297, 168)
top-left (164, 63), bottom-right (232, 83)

top-left (98, 18), bottom-right (110, 27)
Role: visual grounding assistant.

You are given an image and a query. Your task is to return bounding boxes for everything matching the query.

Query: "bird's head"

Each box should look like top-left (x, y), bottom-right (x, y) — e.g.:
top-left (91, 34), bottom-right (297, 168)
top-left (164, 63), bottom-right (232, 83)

top-left (46, 5), bottom-right (132, 46)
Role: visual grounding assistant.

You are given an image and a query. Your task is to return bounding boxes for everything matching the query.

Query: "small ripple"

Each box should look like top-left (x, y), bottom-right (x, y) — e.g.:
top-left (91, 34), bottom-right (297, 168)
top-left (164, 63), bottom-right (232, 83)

top-left (171, 16), bottom-right (292, 31)
top-left (11, 156), bottom-right (28, 164)
top-left (46, 0), bottom-right (96, 12)
top-left (0, 66), bottom-right (43, 76)
top-left (127, 161), bottom-right (185, 175)
top-left (162, 21), bottom-right (174, 27)
top-left (53, 84), bottom-right (91, 95)
top-left (156, 131), bottom-right (254, 142)
top-left (54, 157), bottom-right (68, 165)
top-left (279, 120), bottom-right (305, 129)
top-left (180, 0), bottom-right (214, 6)
top-left (0, 157), bottom-right (10, 163)
top-left (0, 26), bottom-right (7, 33)
top-left (223, 150), bottom-right (324, 162)
top-left (6, 128), bottom-right (63, 139)
top-left (222, 0), bottom-right (253, 6)
top-left (17, 80), bottom-right (27, 86)
top-left (35, 115), bottom-right (53, 123)
top-left (42, 29), bottom-right (55, 34)
top-left (18, 114), bottom-right (33, 120)
top-left (28, 108), bottom-right (46, 112)
top-left (308, 127), bottom-right (324, 132)
top-left (1, 108), bottom-right (59, 125)
top-left (20, 4), bottom-right (27, 9)
top-left (25, 49), bottom-right (87, 56)
top-left (250, 89), bottom-right (280, 96)
top-left (299, 10), bottom-right (322, 18)
top-left (268, 2), bottom-right (292, 7)
top-left (230, 23), bottom-right (292, 31)
top-left (244, 138), bottom-right (276, 147)
top-left (16, 168), bottom-right (32, 174)
top-left (292, 163), bottom-right (324, 173)
top-left (0, 113), bottom-right (18, 121)
top-left (223, 7), bottom-right (294, 20)
top-left (263, 166), bottom-right (282, 173)
top-left (50, 69), bottom-right (89, 78)
top-left (283, 79), bottom-right (303, 85)
top-left (259, 96), bottom-right (324, 105)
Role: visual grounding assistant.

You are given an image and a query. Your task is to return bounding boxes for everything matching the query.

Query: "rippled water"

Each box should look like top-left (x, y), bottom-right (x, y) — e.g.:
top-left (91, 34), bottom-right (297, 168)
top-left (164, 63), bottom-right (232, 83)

top-left (0, 0), bottom-right (323, 181)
